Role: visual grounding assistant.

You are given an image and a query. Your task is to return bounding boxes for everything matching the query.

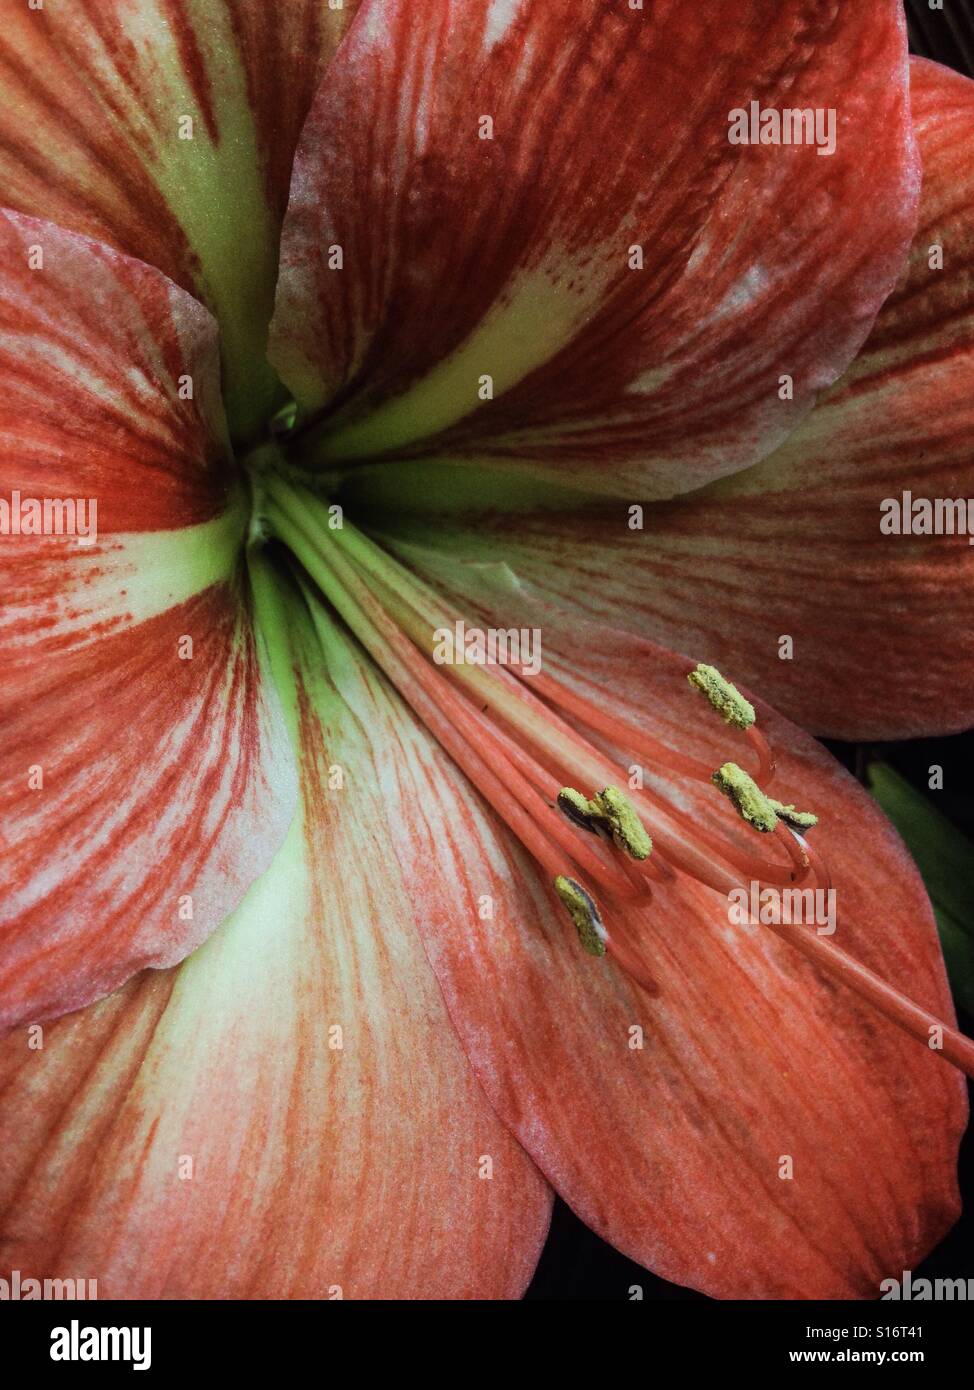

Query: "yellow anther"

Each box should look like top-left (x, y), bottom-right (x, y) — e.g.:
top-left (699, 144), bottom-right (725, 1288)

top-left (554, 875), bottom-right (608, 957)
top-left (592, 786), bottom-right (653, 861)
top-left (688, 664), bottom-right (755, 730)
top-left (712, 762), bottom-right (778, 833)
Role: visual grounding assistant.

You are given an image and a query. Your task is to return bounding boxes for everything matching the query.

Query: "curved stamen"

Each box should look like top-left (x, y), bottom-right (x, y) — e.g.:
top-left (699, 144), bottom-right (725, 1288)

top-left (558, 785), bottom-right (653, 861)
top-left (746, 724), bottom-right (777, 789)
top-left (334, 549), bottom-right (781, 885)
top-left (306, 501), bottom-right (801, 888)
top-left (774, 819), bottom-right (812, 881)
top-left (263, 479), bottom-right (974, 1081)
top-left (529, 669), bottom-right (717, 783)
top-left (794, 830), bottom-right (832, 894)
top-left (323, 512), bottom-right (773, 792)
top-left (553, 878), bottom-right (660, 995)
top-left (352, 555), bottom-right (804, 887)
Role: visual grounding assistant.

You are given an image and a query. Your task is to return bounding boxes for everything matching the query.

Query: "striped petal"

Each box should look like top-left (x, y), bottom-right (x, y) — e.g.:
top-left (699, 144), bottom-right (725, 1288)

top-left (0, 565), bottom-right (551, 1300)
top-left (0, 212), bottom-right (296, 1033)
top-left (357, 58), bottom-right (974, 741)
top-left (0, 0), bottom-right (359, 435)
top-left (328, 545), bottom-right (966, 1297)
top-left (272, 0), bottom-right (918, 499)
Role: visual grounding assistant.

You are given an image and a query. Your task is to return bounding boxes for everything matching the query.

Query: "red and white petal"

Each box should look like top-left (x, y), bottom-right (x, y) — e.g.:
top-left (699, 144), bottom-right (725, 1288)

top-left (0, 212), bottom-right (296, 1033)
top-left (674, 56), bottom-right (974, 739)
top-left (364, 60), bottom-right (974, 741)
top-left (0, 0), bottom-right (360, 432)
top-left (362, 580), bottom-right (965, 1297)
top-left (273, 0), bottom-right (918, 499)
top-left (0, 583), bottom-right (551, 1300)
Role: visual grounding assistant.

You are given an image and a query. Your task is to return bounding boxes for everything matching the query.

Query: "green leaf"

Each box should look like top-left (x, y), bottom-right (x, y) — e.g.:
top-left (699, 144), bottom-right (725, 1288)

top-left (867, 761), bottom-right (974, 1016)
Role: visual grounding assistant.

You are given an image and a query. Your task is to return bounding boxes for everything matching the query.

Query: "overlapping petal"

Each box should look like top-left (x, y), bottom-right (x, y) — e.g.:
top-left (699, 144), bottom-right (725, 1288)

top-left (0, 568), bottom-right (551, 1299)
top-left (0, 212), bottom-right (296, 1033)
top-left (0, 0), bottom-right (360, 432)
top-left (329, 548), bottom-right (965, 1296)
top-left (358, 58), bottom-right (974, 742)
top-left (272, 0), bottom-right (918, 500)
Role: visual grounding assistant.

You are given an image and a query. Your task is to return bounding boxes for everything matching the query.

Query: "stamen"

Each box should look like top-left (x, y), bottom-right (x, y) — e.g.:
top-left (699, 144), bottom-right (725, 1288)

top-left (688, 663), bottom-right (756, 729)
top-left (270, 491), bottom-right (645, 903)
top-left (712, 762), bottom-right (778, 833)
top-left (530, 669), bottom-right (716, 783)
top-left (554, 876), bottom-right (660, 994)
top-left (554, 876), bottom-right (608, 957)
top-left (312, 505), bottom-right (786, 882)
top-left (261, 476), bottom-right (974, 1080)
top-left (794, 829), bottom-right (831, 892)
top-left (300, 490), bottom-right (812, 888)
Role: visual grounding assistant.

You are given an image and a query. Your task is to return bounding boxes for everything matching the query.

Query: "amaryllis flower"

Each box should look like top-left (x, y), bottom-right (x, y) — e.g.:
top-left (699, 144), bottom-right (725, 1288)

top-left (1, 0), bottom-right (972, 1301)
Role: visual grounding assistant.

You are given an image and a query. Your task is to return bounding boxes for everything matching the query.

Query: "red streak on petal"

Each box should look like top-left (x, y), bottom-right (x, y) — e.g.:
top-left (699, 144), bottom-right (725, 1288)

top-left (160, 0), bottom-right (220, 143)
top-left (0, 583), bottom-right (292, 1032)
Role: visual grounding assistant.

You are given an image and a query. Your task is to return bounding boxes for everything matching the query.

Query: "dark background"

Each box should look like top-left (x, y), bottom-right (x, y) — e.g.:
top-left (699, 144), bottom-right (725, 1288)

top-left (526, 2), bottom-right (974, 1300)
